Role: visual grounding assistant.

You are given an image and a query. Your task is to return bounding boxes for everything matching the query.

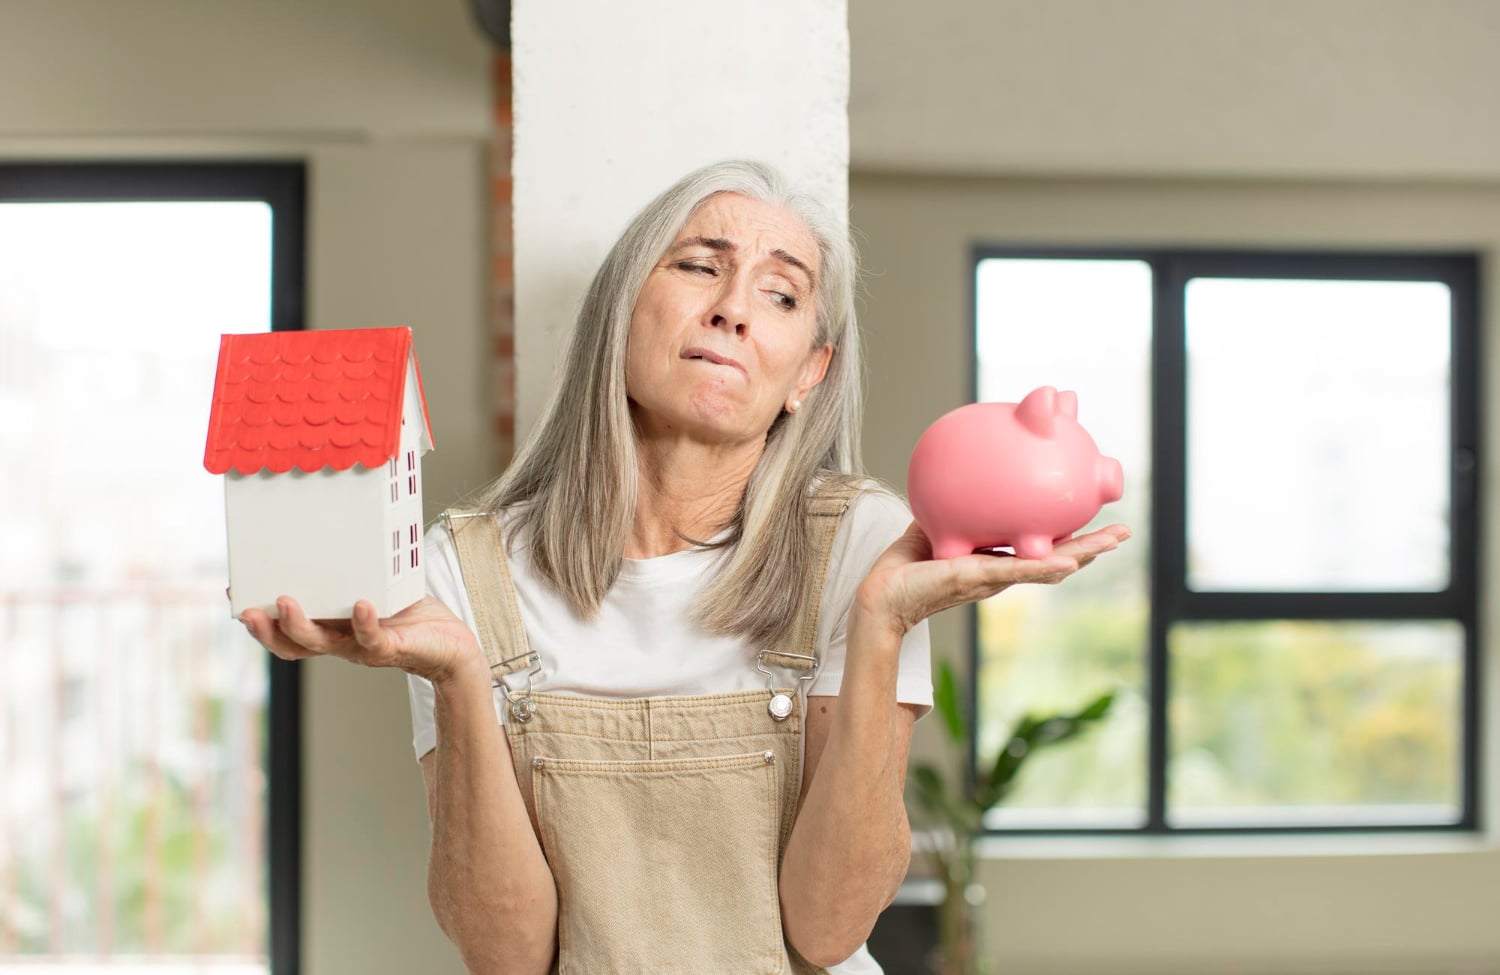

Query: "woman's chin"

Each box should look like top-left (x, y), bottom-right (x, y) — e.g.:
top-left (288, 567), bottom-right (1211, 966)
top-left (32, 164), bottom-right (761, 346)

top-left (663, 412), bottom-right (760, 447)
top-left (630, 392), bottom-right (768, 443)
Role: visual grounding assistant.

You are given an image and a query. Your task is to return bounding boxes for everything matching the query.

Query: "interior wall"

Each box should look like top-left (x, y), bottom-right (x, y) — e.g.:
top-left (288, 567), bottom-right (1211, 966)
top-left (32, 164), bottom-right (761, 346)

top-left (851, 170), bottom-right (1500, 975)
top-left (301, 143), bottom-right (484, 974)
top-left (850, 0), bottom-right (1500, 181)
top-left (0, 0), bottom-right (488, 137)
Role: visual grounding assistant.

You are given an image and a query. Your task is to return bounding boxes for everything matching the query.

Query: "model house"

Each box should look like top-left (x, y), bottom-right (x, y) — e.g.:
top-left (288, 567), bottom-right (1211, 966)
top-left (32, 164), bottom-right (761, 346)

top-left (204, 326), bottom-right (435, 620)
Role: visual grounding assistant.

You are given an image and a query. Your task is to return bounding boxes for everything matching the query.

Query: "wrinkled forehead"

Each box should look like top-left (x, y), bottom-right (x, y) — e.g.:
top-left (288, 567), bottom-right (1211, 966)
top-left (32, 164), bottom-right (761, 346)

top-left (674, 192), bottom-right (821, 283)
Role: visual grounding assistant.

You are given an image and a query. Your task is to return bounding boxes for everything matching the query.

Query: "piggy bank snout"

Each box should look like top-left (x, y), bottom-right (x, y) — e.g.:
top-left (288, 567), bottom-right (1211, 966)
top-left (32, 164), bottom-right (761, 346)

top-left (1099, 455), bottom-right (1124, 504)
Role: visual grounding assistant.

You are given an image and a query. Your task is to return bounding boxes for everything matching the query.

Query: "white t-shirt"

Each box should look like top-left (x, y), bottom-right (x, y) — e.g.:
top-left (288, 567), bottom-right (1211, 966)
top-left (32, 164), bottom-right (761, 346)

top-left (406, 483), bottom-right (933, 975)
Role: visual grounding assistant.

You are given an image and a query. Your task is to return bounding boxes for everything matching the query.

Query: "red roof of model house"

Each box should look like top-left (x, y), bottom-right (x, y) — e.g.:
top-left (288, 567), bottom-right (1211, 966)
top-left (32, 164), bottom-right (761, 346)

top-left (203, 326), bottom-right (435, 475)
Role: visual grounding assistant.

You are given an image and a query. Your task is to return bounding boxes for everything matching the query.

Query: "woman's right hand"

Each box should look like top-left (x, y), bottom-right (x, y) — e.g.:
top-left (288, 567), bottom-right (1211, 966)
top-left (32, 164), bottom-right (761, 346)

top-left (238, 594), bottom-right (484, 685)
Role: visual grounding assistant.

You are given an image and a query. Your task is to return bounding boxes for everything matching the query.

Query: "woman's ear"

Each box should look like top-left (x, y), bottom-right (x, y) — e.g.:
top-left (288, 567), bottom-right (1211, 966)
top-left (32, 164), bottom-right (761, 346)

top-left (794, 342), bottom-right (834, 402)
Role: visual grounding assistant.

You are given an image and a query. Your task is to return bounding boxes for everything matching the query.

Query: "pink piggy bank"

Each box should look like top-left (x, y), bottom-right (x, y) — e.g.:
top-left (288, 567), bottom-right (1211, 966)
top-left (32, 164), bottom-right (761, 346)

top-left (907, 386), bottom-right (1124, 561)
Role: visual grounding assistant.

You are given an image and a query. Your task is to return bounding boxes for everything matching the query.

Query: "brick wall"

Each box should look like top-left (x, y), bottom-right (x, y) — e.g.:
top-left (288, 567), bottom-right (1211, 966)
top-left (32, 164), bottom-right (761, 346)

top-left (489, 52), bottom-right (516, 473)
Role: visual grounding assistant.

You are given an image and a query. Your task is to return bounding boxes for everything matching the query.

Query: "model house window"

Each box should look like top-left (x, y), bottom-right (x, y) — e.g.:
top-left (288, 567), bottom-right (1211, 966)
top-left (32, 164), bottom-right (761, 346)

top-left (972, 250), bottom-right (1479, 834)
top-left (393, 554), bottom-right (400, 577)
top-left (0, 163), bottom-right (304, 971)
top-left (407, 450), bottom-right (415, 471)
top-left (408, 474), bottom-right (416, 496)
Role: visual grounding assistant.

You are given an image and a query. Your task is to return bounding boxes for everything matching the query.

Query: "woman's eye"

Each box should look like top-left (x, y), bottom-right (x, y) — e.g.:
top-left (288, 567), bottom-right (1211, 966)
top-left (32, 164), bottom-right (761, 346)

top-left (771, 292), bottom-right (798, 310)
top-left (678, 262), bottom-right (715, 275)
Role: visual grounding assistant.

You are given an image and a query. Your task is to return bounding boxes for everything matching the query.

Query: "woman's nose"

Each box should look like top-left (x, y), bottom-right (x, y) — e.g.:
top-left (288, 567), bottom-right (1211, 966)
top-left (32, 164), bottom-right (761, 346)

top-left (706, 271), bottom-right (752, 335)
top-left (709, 312), bottom-right (746, 335)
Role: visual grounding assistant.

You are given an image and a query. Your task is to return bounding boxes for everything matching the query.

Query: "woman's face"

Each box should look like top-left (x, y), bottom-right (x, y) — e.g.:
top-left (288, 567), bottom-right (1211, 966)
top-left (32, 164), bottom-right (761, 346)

top-left (625, 192), bottom-right (832, 447)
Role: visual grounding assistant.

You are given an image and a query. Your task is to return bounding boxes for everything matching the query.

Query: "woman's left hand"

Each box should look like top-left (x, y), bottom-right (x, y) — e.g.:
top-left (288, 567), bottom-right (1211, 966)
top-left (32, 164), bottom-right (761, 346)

top-left (853, 522), bottom-right (1131, 638)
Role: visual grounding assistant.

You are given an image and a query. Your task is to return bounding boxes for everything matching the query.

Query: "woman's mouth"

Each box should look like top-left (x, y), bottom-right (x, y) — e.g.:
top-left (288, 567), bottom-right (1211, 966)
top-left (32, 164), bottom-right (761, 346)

top-left (681, 347), bottom-right (746, 378)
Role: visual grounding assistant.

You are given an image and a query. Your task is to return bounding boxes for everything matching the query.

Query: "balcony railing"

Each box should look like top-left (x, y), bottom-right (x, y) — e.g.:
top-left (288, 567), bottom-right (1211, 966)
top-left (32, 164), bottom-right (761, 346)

top-left (0, 586), bottom-right (269, 972)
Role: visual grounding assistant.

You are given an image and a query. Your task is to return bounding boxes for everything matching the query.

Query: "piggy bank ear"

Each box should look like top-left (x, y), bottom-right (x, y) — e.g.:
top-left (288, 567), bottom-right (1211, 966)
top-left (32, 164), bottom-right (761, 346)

top-left (1016, 386), bottom-right (1058, 437)
top-left (1057, 390), bottom-right (1078, 420)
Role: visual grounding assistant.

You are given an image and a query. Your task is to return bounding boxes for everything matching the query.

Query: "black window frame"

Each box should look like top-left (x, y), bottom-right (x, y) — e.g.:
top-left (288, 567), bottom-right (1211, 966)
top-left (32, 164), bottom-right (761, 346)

top-left (968, 244), bottom-right (1483, 836)
top-left (0, 161), bottom-right (307, 968)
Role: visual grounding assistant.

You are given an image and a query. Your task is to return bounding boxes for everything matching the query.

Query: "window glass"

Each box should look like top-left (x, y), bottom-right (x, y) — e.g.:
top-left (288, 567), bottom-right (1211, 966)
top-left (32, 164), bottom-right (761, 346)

top-left (0, 202), bottom-right (273, 966)
top-left (1169, 620), bottom-right (1463, 827)
top-left (975, 258), bottom-right (1151, 827)
top-left (1185, 278), bottom-right (1451, 592)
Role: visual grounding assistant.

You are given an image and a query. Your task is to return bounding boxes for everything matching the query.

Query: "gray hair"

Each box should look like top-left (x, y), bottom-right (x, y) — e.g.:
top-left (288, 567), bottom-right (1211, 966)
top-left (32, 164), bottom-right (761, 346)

top-left (465, 159), bottom-right (891, 652)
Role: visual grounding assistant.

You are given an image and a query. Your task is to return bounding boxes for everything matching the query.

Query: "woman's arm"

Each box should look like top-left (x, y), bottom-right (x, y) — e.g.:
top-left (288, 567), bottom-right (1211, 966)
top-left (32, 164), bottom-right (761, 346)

top-left (778, 519), bottom-right (1129, 966)
top-left (427, 655), bottom-right (558, 975)
top-left (777, 607), bottom-right (916, 968)
top-left (238, 594), bottom-right (558, 972)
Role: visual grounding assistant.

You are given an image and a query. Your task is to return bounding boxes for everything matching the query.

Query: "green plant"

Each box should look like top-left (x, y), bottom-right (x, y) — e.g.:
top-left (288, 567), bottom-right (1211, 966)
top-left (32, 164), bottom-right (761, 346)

top-left (906, 658), bottom-right (1115, 975)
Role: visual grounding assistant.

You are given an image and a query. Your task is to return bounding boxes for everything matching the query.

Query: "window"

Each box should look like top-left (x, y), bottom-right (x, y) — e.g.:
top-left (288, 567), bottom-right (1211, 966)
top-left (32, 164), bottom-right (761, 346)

top-left (972, 249), bottom-right (1479, 834)
top-left (0, 163), bottom-right (304, 969)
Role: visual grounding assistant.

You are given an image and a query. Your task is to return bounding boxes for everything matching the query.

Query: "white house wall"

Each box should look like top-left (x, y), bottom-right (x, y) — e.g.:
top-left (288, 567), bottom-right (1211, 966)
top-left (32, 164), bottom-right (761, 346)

top-left (226, 465), bottom-right (389, 620)
top-left (401, 349), bottom-right (433, 455)
top-left (384, 391), bottom-right (427, 619)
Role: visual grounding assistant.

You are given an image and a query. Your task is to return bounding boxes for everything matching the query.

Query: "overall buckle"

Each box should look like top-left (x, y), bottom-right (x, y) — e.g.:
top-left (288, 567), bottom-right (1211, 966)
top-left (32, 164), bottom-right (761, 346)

top-left (756, 651), bottom-right (819, 721)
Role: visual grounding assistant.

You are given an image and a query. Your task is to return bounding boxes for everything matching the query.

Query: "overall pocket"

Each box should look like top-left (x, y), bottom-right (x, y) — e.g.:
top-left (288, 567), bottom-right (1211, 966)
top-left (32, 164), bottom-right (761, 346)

top-left (532, 749), bottom-right (787, 975)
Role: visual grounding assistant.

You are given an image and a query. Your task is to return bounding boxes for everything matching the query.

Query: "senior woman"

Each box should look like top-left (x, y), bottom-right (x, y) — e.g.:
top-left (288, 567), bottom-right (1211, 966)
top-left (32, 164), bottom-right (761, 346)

top-left (240, 160), bottom-right (1128, 975)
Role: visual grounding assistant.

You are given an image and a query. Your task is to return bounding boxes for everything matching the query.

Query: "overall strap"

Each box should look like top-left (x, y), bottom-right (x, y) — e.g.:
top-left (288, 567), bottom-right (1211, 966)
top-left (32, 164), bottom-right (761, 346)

top-left (438, 508), bottom-right (536, 684)
top-left (760, 478), bottom-right (865, 673)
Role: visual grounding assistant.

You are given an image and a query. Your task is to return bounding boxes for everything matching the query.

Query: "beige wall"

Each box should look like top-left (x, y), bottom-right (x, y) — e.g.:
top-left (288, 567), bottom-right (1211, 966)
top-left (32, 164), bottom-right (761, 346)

top-left (0, 0), bottom-right (489, 137)
top-left (851, 171), bottom-right (1500, 974)
top-left (302, 144), bottom-right (485, 973)
top-left (851, 0), bottom-right (1500, 181)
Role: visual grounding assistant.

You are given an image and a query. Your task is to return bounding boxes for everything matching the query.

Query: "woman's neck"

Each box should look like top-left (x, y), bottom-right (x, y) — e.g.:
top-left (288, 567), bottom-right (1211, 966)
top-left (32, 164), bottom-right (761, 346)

top-left (628, 436), bottom-right (763, 559)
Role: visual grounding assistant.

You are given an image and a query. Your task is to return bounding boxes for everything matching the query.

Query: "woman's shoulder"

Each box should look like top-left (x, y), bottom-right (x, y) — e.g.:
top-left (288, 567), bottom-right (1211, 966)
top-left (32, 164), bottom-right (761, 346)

top-left (807, 473), bottom-right (913, 564)
top-left (812, 477), bottom-right (915, 630)
top-left (429, 500), bottom-right (535, 551)
top-left (810, 471), bottom-right (910, 521)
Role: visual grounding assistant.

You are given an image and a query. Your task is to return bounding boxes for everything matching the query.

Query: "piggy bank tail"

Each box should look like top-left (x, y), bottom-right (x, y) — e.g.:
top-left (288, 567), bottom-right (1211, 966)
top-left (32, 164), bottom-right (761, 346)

top-left (1099, 456), bottom-right (1124, 504)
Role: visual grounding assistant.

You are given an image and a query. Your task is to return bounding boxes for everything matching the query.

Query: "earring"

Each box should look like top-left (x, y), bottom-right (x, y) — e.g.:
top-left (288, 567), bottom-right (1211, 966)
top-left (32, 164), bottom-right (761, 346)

top-left (788, 400), bottom-right (802, 414)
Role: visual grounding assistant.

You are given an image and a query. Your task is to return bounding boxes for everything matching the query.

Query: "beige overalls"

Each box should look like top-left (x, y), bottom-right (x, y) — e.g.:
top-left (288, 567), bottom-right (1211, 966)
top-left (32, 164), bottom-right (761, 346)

top-left (439, 479), bottom-right (861, 975)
